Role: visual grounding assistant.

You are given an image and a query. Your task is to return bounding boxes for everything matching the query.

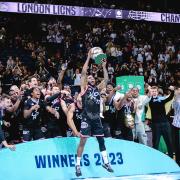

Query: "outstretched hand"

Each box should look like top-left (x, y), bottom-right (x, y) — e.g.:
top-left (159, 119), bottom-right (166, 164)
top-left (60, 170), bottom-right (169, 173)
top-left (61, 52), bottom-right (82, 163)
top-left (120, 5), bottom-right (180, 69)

top-left (115, 85), bottom-right (121, 91)
top-left (61, 63), bottom-right (67, 71)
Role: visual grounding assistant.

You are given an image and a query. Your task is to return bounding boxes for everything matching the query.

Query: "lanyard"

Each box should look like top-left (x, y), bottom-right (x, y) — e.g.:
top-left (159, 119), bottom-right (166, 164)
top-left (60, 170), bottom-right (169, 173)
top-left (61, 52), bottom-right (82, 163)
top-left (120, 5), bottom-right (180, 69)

top-left (109, 94), bottom-right (115, 105)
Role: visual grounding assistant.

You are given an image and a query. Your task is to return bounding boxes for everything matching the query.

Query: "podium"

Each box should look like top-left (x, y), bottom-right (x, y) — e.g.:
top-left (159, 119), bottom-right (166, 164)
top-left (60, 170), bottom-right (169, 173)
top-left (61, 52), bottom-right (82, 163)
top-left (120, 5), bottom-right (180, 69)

top-left (0, 137), bottom-right (179, 180)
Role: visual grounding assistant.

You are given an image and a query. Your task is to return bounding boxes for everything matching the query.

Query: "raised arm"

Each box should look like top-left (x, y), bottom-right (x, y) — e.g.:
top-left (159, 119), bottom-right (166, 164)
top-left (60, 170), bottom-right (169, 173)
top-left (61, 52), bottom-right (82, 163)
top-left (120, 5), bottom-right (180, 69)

top-left (118, 91), bottom-right (132, 110)
top-left (114, 93), bottom-right (124, 110)
top-left (57, 64), bottom-right (67, 90)
top-left (45, 92), bottom-right (61, 102)
top-left (5, 98), bottom-right (21, 113)
top-left (162, 86), bottom-right (174, 104)
top-left (97, 60), bottom-right (109, 91)
top-left (81, 50), bottom-right (91, 91)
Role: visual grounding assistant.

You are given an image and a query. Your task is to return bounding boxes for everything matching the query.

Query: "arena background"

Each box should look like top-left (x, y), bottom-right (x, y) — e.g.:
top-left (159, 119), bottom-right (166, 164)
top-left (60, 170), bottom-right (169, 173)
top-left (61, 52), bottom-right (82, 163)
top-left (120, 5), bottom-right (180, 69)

top-left (0, 0), bottom-right (180, 180)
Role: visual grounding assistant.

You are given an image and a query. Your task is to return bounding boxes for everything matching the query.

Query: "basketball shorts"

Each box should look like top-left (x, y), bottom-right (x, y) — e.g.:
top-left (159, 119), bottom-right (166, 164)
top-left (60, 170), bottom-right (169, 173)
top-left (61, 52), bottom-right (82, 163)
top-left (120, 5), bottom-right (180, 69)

top-left (80, 115), bottom-right (104, 137)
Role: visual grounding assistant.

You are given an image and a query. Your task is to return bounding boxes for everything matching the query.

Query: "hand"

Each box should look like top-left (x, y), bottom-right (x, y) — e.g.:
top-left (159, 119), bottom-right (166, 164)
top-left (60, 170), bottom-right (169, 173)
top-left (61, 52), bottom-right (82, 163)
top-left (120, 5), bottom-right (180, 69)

top-left (148, 88), bottom-right (153, 97)
top-left (7, 144), bottom-right (16, 151)
top-left (31, 104), bottom-right (40, 111)
top-left (115, 85), bottom-right (121, 91)
top-left (147, 85), bottom-right (151, 91)
top-left (54, 111), bottom-right (60, 119)
top-left (4, 121), bottom-right (11, 127)
top-left (61, 90), bottom-right (70, 96)
top-left (17, 95), bottom-right (23, 101)
top-left (169, 86), bottom-right (175, 91)
top-left (101, 95), bottom-right (107, 102)
top-left (77, 94), bottom-right (82, 102)
top-left (101, 59), bottom-right (107, 68)
top-left (61, 63), bottom-right (67, 71)
top-left (73, 131), bottom-right (82, 138)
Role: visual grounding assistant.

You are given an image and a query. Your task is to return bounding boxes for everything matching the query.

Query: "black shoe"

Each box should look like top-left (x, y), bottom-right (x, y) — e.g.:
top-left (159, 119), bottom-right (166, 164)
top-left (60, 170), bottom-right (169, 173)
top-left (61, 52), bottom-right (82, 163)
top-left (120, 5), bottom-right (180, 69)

top-left (75, 165), bottom-right (82, 177)
top-left (102, 163), bottom-right (114, 173)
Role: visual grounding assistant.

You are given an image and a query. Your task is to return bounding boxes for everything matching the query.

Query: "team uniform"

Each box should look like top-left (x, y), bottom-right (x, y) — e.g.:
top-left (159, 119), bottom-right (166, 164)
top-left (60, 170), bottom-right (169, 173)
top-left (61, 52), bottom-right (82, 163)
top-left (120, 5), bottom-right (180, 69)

top-left (3, 109), bottom-right (20, 142)
top-left (80, 85), bottom-right (104, 137)
top-left (116, 103), bottom-right (134, 141)
top-left (46, 97), bottom-right (62, 138)
top-left (103, 94), bottom-right (116, 137)
top-left (23, 98), bottom-right (46, 141)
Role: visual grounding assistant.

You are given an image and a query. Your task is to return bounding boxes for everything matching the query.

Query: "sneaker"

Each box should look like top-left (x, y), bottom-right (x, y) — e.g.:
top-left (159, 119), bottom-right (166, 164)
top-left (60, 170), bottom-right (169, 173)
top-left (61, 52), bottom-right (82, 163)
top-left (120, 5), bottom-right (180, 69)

top-left (102, 163), bottom-right (114, 173)
top-left (75, 165), bottom-right (82, 177)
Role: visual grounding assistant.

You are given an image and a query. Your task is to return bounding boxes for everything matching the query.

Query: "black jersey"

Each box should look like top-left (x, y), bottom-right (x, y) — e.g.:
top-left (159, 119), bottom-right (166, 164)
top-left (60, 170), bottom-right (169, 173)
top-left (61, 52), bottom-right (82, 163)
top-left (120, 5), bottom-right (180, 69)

top-left (62, 95), bottom-right (74, 107)
top-left (48, 98), bottom-right (61, 120)
top-left (74, 105), bottom-right (82, 121)
top-left (116, 103), bottom-right (134, 128)
top-left (24, 98), bottom-right (47, 128)
top-left (104, 94), bottom-right (116, 122)
top-left (3, 110), bottom-right (14, 123)
top-left (81, 85), bottom-right (100, 119)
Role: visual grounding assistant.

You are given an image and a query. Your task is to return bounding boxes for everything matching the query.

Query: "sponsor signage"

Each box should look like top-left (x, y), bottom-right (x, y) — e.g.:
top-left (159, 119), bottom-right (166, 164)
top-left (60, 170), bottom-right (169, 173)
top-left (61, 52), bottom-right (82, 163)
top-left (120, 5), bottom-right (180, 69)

top-left (0, 2), bottom-right (180, 23)
top-left (116, 76), bottom-right (145, 95)
top-left (0, 137), bottom-right (179, 180)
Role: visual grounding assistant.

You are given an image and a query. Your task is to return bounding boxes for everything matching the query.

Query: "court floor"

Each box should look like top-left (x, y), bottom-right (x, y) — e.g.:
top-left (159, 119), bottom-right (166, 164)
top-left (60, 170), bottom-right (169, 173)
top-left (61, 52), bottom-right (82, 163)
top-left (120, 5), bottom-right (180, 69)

top-left (72, 172), bottom-right (180, 180)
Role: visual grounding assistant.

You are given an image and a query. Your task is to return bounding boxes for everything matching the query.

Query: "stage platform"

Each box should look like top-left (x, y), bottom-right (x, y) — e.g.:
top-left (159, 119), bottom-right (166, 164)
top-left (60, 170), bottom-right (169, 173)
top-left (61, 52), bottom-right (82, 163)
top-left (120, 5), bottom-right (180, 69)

top-left (0, 138), bottom-right (179, 180)
top-left (73, 172), bottom-right (180, 180)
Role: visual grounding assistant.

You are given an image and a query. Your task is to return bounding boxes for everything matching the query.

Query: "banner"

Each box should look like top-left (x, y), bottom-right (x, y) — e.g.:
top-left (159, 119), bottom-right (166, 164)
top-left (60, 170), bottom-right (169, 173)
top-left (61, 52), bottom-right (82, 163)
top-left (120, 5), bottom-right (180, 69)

top-left (0, 2), bottom-right (180, 23)
top-left (116, 76), bottom-right (144, 95)
top-left (0, 137), bottom-right (179, 180)
top-left (0, 2), bottom-right (116, 19)
top-left (122, 10), bottom-right (180, 23)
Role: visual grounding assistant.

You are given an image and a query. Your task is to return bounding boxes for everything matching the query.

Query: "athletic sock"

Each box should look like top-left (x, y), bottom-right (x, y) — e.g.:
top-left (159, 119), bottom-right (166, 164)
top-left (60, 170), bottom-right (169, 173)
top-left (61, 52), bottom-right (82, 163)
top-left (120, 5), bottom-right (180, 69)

top-left (76, 157), bottom-right (81, 166)
top-left (101, 150), bottom-right (109, 164)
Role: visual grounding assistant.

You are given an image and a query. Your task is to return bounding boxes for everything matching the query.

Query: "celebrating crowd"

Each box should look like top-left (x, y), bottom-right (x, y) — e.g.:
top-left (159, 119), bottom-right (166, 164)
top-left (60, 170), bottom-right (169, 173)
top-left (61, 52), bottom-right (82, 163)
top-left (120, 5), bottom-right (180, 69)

top-left (0, 15), bottom-right (179, 168)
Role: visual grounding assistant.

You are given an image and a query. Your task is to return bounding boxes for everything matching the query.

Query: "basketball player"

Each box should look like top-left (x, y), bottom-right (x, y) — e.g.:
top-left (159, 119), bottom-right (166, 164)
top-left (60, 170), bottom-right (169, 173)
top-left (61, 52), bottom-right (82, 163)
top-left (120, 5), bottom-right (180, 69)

top-left (69, 50), bottom-right (114, 176)
top-left (23, 87), bottom-right (59, 141)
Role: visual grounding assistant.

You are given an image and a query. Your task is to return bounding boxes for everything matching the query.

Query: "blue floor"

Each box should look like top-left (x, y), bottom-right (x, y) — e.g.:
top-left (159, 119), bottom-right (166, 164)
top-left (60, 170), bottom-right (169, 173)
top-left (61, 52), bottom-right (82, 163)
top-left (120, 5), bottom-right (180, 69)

top-left (72, 172), bottom-right (180, 180)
